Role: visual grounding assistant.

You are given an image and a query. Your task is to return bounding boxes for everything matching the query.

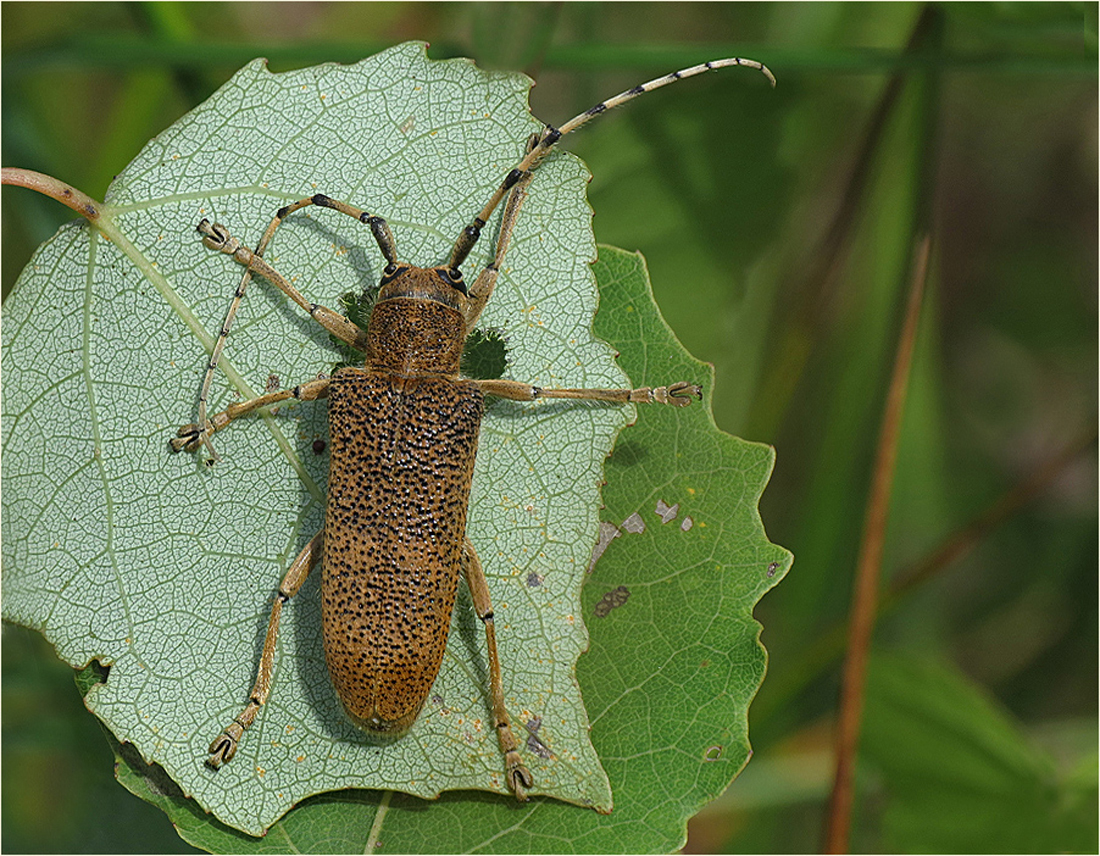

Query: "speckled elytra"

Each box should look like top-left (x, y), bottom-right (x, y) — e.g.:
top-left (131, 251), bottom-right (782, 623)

top-left (171, 55), bottom-right (774, 802)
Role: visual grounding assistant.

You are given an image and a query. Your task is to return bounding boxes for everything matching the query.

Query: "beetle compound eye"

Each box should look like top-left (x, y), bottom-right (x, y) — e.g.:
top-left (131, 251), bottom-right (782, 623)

top-left (444, 269), bottom-right (468, 295)
top-left (379, 264), bottom-right (407, 285)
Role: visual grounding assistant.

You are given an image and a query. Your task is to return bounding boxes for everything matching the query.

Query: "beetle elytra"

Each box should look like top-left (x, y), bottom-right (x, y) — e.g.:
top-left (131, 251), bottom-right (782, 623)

top-left (172, 54), bottom-right (774, 802)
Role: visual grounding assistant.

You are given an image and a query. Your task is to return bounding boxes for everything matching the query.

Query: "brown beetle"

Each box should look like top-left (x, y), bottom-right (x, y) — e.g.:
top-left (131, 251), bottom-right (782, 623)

top-left (172, 55), bottom-right (773, 801)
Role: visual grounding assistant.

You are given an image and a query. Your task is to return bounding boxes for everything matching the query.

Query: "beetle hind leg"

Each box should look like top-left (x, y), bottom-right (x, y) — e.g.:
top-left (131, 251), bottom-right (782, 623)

top-left (461, 538), bottom-right (533, 801)
top-left (206, 532), bottom-right (322, 769)
top-left (206, 702), bottom-right (258, 768)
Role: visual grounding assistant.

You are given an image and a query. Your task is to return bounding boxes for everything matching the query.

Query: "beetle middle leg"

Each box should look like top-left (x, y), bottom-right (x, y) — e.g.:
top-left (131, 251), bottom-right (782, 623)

top-left (461, 537), bottom-right (534, 801)
top-left (207, 531), bottom-right (323, 768)
top-left (171, 375), bottom-right (331, 454)
top-left (475, 378), bottom-right (703, 407)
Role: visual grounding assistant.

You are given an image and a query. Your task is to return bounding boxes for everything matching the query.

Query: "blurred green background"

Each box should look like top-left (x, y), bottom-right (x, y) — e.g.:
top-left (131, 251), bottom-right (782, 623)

top-left (2, 3), bottom-right (1095, 853)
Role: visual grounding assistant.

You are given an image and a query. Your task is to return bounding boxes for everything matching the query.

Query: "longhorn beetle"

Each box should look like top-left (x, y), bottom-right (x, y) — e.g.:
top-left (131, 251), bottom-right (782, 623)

top-left (171, 55), bottom-right (775, 802)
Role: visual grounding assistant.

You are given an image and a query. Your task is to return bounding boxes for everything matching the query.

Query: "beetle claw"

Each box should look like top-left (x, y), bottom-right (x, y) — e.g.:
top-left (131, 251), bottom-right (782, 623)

top-left (666, 381), bottom-right (703, 406)
top-left (206, 722), bottom-right (243, 769)
top-left (170, 424), bottom-right (203, 453)
top-left (505, 751), bottom-right (533, 801)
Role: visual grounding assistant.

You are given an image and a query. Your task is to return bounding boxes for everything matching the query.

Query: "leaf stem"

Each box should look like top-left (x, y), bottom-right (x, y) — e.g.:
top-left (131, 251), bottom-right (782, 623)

top-left (747, 4), bottom-right (939, 439)
top-left (1, 167), bottom-right (103, 221)
top-left (364, 790), bottom-right (391, 855)
top-left (822, 234), bottom-right (931, 854)
top-left (885, 430), bottom-right (1098, 607)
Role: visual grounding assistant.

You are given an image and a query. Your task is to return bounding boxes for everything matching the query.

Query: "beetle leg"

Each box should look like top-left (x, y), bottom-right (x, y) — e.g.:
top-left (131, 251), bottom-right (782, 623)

top-left (207, 532), bottom-right (323, 769)
top-left (475, 377), bottom-right (703, 407)
top-left (461, 537), bottom-right (534, 801)
top-left (197, 220), bottom-right (371, 352)
top-left (464, 134), bottom-right (538, 332)
top-left (191, 194), bottom-right (395, 464)
top-left (171, 376), bottom-right (331, 456)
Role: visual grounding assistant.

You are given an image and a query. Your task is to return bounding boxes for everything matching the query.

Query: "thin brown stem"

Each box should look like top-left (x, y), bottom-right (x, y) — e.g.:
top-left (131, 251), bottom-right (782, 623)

top-left (2, 168), bottom-right (103, 221)
top-left (823, 235), bottom-right (931, 854)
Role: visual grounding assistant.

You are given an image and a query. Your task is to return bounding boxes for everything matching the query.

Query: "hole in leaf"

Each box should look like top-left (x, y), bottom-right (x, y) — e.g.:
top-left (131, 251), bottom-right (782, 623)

top-left (330, 285), bottom-right (379, 368)
top-left (74, 659), bottom-right (110, 697)
top-left (461, 327), bottom-right (508, 380)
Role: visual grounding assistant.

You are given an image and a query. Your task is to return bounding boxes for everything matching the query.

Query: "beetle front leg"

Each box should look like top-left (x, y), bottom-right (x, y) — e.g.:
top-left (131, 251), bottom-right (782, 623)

top-left (198, 220), bottom-right (371, 353)
top-left (207, 532), bottom-right (323, 768)
top-left (461, 538), bottom-right (534, 801)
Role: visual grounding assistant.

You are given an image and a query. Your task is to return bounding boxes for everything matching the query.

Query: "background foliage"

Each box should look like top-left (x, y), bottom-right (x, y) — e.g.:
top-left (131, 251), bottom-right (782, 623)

top-left (3, 2), bottom-right (1096, 853)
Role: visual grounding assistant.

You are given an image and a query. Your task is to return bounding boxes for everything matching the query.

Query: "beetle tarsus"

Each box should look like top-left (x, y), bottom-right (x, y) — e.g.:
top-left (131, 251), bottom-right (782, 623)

top-left (664, 381), bottom-right (703, 406)
top-left (506, 751), bottom-right (533, 801)
top-left (169, 421), bottom-right (213, 454)
top-left (206, 723), bottom-right (242, 769)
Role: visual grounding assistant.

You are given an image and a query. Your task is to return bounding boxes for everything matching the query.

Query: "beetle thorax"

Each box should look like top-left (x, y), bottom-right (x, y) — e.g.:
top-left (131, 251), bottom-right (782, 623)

top-left (365, 265), bottom-right (468, 375)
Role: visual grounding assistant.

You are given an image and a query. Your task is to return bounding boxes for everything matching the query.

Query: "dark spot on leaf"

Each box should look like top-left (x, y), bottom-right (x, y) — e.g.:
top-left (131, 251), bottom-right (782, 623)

top-left (526, 717), bottom-right (552, 759)
top-left (527, 571), bottom-right (544, 587)
top-left (606, 439), bottom-right (646, 468)
top-left (312, 439), bottom-right (327, 455)
top-left (767, 561), bottom-right (780, 577)
top-left (594, 585), bottom-right (630, 617)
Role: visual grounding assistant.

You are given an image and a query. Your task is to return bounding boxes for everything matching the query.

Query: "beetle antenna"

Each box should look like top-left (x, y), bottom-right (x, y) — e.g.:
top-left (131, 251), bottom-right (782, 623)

top-left (445, 56), bottom-right (775, 276)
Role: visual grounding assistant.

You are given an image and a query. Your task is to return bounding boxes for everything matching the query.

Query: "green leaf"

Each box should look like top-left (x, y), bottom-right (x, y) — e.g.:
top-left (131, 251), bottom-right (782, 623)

top-left (105, 246), bottom-right (791, 853)
top-left (863, 654), bottom-right (1099, 854)
top-left (3, 43), bottom-right (789, 848)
